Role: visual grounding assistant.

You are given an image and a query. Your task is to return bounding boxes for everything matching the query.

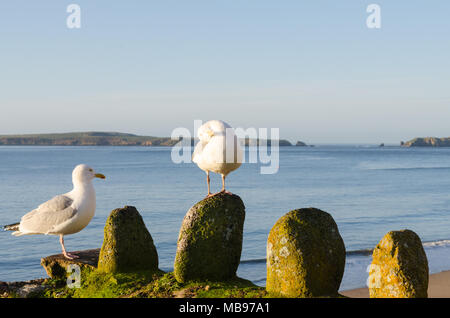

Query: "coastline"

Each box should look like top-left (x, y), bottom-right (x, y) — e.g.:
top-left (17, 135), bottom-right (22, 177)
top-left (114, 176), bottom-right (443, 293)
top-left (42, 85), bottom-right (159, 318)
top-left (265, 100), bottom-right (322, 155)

top-left (0, 132), bottom-right (295, 147)
top-left (341, 270), bottom-right (450, 298)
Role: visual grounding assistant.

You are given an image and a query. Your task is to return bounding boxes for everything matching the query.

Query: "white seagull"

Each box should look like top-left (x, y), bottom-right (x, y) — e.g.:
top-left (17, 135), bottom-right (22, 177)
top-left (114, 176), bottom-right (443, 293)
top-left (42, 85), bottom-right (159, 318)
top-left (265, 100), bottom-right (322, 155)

top-left (3, 164), bottom-right (105, 259)
top-left (192, 120), bottom-right (243, 197)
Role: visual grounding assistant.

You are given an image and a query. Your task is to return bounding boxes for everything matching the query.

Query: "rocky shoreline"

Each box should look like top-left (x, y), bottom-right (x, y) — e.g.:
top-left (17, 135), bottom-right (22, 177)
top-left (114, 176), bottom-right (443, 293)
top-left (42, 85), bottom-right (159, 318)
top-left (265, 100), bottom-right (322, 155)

top-left (0, 132), bottom-right (296, 147)
top-left (402, 137), bottom-right (450, 147)
top-left (0, 195), bottom-right (430, 298)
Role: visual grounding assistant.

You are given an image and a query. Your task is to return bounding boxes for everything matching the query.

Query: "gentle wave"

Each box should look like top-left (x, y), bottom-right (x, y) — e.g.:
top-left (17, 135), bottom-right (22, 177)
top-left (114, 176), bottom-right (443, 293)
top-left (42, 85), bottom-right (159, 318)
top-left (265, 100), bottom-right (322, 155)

top-left (252, 278), bottom-right (267, 285)
top-left (423, 239), bottom-right (450, 247)
top-left (362, 166), bottom-right (450, 171)
top-left (346, 249), bottom-right (373, 256)
top-left (240, 258), bottom-right (266, 264)
top-left (240, 249), bottom-right (372, 264)
top-left (239, 239), bottom-right (450, 264)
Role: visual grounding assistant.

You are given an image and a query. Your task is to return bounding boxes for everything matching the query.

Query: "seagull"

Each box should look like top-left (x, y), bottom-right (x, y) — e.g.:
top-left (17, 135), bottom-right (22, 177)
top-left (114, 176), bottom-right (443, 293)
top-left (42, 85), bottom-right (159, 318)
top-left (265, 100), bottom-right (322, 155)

top-left (192, 120), bottom-right (243, 197)
top-left (3, 164), bottom-right (105, 259)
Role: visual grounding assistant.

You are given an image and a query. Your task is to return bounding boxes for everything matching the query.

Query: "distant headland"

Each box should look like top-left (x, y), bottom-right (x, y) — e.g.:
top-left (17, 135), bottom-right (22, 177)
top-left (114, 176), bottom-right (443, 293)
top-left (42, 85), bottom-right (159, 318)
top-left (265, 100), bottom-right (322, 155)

top-left (401, 137), bottom-right (450, 147)
top-left (0, 132), bottom-right (300, 147)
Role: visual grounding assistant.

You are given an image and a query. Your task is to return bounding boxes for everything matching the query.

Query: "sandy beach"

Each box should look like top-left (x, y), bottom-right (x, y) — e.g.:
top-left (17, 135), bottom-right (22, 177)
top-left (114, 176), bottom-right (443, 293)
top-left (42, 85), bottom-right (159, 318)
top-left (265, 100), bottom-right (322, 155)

top-left (341, 270), bottom-right (450, 298)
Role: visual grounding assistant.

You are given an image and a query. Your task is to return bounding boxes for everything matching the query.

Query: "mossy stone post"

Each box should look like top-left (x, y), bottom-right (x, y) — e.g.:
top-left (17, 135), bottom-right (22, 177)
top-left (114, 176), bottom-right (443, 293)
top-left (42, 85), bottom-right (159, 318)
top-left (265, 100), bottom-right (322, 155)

top-left (368, 229), bottom-right (429, 298)
top-left (266, 208), bottom-right (346, 297)
top-left (98, 206), bottom-right (158, 273)
top-left (174, 193), bottom-right (245, 283)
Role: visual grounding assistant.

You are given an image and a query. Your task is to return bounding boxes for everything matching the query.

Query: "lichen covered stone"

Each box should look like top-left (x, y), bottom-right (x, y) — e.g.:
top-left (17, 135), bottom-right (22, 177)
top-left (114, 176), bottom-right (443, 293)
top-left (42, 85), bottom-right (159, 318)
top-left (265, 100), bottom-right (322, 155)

top-left (266, 208), bottom-right (346, 298)
top-left (41, 249), bottom-right (99, 279)
top-left (97, 206), bottom-right (158, 273)
top-left (368, 229), bottom-right (429, 298)
top-left (174, 193), bottom-right (245, 283)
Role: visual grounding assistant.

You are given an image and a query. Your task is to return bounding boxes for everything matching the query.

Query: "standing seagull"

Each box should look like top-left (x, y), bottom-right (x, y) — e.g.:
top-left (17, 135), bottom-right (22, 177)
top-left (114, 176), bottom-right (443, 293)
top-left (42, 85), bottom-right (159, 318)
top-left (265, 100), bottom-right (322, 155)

top-left (3, 164), bottom-right (105, 259)
top-left (192, 120), bottom-right (243, 197)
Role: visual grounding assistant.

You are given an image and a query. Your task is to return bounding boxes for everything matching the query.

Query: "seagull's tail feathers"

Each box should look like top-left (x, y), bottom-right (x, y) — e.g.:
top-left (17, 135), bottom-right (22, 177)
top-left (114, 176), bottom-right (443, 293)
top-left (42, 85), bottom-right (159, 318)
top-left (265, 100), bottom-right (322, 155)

top-left (2, 223), bottom-right (30, 236)
top-left (3, 222), bottom-right (20, 232)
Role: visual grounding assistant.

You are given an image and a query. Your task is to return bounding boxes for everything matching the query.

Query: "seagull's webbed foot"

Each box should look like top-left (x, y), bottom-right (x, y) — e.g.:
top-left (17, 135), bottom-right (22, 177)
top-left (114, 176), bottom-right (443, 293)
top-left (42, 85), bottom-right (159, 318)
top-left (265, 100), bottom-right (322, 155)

top-left (206, 190), bottom-right (233, 197)
top-left (218, 175), bottom-right (233, 195)
top-left (63, 252), bottom-right (79, 260)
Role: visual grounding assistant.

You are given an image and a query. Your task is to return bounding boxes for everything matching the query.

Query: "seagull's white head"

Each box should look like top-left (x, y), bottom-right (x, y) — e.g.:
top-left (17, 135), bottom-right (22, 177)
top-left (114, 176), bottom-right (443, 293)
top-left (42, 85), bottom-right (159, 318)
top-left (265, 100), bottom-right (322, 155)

top-left (197, 120), bottom-right (232, 143)
top-left (72, 164), bottom-right (106, 185)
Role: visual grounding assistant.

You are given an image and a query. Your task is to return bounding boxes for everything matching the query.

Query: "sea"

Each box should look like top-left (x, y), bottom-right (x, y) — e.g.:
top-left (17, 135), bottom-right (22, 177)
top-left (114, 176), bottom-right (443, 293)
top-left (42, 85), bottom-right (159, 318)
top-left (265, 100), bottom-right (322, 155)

top-left (1, 145), bottom-right (450, 291)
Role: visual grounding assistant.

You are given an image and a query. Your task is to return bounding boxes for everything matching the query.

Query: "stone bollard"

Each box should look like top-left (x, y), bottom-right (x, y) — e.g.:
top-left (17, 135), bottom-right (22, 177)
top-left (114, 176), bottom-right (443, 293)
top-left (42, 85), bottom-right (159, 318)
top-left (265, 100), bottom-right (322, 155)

top-left (174, 193), bottom-right (245, 283)
top-left (368, 229), bottom-right (429, 298)
top-left (97, 206), bottom-right (158, 273)
top-left (266, 208), bottom-right (346, 297)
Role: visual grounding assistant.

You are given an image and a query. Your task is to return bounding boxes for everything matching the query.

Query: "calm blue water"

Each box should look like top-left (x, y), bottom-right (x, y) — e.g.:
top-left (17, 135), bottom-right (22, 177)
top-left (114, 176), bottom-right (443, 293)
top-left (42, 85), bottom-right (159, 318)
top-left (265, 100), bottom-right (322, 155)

top-left (1, 145), bottom-right (450, 291)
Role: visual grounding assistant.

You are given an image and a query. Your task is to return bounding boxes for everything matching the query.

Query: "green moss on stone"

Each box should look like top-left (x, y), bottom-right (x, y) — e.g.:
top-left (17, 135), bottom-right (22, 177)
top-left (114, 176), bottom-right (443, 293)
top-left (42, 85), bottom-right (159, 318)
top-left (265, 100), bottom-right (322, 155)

top-left (188, 277), bottom-right (267, 298)
top-left (98, 206), bottom-right (158, 273)
top-left (73, 270), bottom-right (164, 298)
top-left (266, 208), bottom-right (346, 298)
top-left (368, 229), bottom-right (429, 298)
top-left (40, 249), bottom-right (99, 280)
top-left (33, 270), bottom-right (266, 298)
top-left (174, 193), bottom-right (245, 283)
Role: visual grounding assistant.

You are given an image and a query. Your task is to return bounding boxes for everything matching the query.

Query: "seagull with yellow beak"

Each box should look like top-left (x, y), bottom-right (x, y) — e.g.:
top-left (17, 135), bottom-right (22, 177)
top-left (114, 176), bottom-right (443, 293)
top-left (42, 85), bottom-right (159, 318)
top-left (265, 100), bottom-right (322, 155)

top-left (3, 164), bottom-right (105, 259)
top-left (192, 120), bottom-right (243, 197)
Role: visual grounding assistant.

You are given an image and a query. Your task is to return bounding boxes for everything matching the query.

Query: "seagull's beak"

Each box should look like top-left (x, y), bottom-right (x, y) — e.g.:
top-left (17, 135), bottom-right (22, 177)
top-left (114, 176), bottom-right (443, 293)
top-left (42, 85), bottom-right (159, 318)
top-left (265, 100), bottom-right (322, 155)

top-left (95, 173), bottom-right (106, 179)
top-left (207, 130), bottom-right (214, 137)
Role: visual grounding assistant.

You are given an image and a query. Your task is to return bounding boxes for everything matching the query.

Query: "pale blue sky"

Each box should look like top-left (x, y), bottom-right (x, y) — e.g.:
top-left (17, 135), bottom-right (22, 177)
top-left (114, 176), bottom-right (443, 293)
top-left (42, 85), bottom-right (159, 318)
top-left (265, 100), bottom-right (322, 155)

top-left (0, 1), bottom-right (449, 143)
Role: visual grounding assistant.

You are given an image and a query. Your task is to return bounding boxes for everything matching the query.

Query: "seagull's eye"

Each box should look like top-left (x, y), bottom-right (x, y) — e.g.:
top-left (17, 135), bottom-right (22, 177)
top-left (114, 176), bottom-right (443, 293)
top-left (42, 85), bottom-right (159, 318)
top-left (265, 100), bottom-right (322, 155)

top-left (89, 169), bottom-right (93, 172)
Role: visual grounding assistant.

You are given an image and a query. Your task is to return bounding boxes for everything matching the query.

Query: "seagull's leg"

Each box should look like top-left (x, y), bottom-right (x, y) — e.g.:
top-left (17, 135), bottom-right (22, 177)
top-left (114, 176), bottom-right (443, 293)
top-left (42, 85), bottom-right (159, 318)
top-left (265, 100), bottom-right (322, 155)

top-left (60, 235), bottom-right (79, 260)
top-left (219, 174), bottom-right (232, 195)
top-left (207, 171), bottom-right (211, 195)
top-left (221, 174), bottom-right (225, 192)
top-left (206, 171), bottom-right (214, 197)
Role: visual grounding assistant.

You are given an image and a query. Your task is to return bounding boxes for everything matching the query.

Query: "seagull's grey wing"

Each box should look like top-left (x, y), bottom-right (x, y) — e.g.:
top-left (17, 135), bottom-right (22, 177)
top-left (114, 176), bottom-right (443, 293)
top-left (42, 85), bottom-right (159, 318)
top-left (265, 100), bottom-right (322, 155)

top-left (19, 195), bottom-right (77, 234)
top-left (36, 195), bottom-right (73, 212)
